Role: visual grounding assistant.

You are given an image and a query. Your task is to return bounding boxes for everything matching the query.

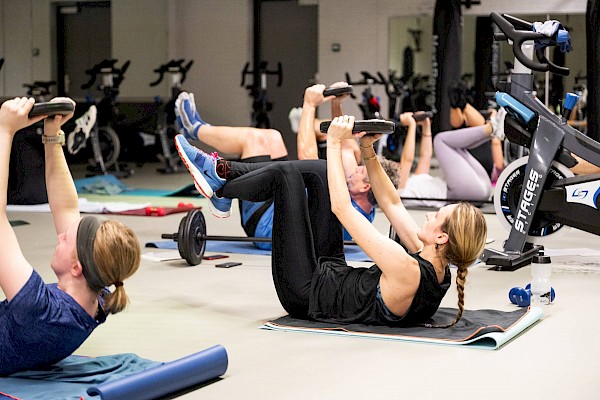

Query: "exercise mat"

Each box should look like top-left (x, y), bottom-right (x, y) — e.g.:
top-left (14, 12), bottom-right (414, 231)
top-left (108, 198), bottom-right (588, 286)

top-left (87, 345), bottom-right (228, 400)
top-left (146, 240), bottom-right (373, 262)
top-left (0, 353), bottom-right (160, 400)
top-left (74, 174), bottom-right (198, 197)
top-left (108, 205), bottom-right (199, 217)
top-left (261, 307), bottom-right (541, 350)
top-left (0, 345), bottom-right (228, 400)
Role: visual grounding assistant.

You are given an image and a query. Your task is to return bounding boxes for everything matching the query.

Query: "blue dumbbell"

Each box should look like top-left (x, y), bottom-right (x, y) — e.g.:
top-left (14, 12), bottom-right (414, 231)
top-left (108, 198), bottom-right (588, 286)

top-left (508, 284), bottom-right (555, 307)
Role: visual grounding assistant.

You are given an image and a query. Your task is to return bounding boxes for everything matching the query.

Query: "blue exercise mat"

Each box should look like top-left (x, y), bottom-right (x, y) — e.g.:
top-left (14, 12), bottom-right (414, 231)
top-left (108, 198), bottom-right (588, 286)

top-left (0, 345), bottom-right (227, 400)
top-left (87, 345), bottom-right (228, 400)
top-left (146, 240), bottom-right (373, 262)
top-left (74, 174), bottom-right (198, 197)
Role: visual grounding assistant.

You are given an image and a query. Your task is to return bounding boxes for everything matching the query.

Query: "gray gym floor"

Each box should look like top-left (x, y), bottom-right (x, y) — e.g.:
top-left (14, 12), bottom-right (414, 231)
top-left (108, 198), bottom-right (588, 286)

top-left (6, 162), bottom-right (600, 399)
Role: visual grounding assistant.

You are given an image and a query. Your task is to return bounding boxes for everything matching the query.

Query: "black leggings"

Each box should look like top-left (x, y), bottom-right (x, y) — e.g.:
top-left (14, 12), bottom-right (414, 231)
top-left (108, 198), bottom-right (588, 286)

top-left (220, 160), bottom-right (344, 318)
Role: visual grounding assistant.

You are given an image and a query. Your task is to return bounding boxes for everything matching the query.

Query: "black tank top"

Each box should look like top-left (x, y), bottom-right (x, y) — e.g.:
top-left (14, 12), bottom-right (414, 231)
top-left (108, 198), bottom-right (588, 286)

top-left (308, 254), bottom-right (451, 326)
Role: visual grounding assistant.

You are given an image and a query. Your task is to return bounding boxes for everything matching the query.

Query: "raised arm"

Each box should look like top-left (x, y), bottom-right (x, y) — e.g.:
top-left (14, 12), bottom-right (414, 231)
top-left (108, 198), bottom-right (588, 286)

top-left (43, 98), bottom-right (80, 235)
top-left (0, 98), bottom-right (46, 300)
top-left (397, 113), bottom-right (417, 189)
top-left (412, 113), bottom-right (433, 175)
top-left (358, 127), bottom-right (423, 253)
top-left (297, 84), bottom-right (332, 160)
top-left (326, 116), bottom-right (417, 272)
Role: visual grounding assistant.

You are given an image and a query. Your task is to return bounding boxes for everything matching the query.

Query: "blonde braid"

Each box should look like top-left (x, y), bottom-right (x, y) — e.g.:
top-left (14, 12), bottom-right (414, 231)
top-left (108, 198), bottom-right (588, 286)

top-left (427, 203), bottom-right (486, 328)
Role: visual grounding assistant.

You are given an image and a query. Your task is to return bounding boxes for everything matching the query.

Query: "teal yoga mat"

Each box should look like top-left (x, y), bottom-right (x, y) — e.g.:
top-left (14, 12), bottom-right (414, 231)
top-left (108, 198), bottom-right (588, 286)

top-left (0, 345), bottom-right (228, 400)
top-left (74, 174), bottom-right (198, 197)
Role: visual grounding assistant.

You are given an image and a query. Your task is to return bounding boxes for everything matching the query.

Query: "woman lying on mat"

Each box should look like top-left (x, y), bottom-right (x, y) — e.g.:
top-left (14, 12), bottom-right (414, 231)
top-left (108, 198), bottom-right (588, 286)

top-left (0, 97), bottom-right (141, 375)
top-left (397, 109), bottom-right (506, 208)
top-left (174, 116), bottom-right (486, 327)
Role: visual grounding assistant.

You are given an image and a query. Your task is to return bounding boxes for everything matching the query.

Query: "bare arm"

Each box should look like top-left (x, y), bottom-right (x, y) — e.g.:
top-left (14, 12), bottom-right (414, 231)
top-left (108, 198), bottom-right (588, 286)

top-left (327, 115), bottom-right (414, 262)
top-left (298, 82), bottom-right (351, 160)
top-left (44, 98), bottom-right (80, 235)
top-left (359, 131), bottom-right (423, 254)
top-left (327, 116), bottom-right (419, 296)
top-left (0, 98), bottom-right (46, 300)
top-left (571, 154), bottom-right (600, 175)
top-left (398, 113), bottom-right (417, 189)
top-left (413, 114), bottom-right (433, 175)
top-left (297, 84), bottom-right (333, 160)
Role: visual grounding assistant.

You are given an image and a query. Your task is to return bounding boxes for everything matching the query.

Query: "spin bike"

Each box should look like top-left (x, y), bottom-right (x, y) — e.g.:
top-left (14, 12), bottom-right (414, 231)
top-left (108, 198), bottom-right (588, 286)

top-left (482, 13), bottom-right (600, 269)
top-left (241, 61), bottom-right (282, 128)
top-left (79, 59), bottom-right (131, 177)
top-left (150, 59), bottom-right (194, 174)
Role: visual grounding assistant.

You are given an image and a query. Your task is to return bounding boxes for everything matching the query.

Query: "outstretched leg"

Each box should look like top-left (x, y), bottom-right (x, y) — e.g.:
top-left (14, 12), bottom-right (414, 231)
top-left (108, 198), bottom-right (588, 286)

top-left (175, 92), bottom-right (288, 159)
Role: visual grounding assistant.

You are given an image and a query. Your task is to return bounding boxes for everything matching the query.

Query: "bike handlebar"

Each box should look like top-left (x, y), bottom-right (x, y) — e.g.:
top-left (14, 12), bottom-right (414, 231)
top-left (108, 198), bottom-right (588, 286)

top-left (150, 59), bottom-right (194, 86)
top-left (81, 59), bottom-right (131, 90)
top-left (240, 61), bottom-right (283, 89)
top-left (491, 12), bottom-right (569, 76)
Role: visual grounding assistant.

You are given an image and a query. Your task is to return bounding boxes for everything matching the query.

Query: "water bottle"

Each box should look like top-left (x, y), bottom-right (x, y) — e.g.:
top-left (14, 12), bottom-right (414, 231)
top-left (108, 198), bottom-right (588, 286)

top-left (530, 251), bottom-right (552, 307)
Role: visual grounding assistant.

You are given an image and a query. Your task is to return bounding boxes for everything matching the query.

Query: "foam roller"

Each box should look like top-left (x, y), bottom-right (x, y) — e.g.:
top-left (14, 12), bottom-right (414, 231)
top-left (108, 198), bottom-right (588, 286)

top-left (87, 345), bottom-right (228, 400)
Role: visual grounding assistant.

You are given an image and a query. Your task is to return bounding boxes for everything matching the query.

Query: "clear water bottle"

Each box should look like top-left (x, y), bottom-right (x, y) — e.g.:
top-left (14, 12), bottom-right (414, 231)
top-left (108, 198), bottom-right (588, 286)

top-left (530, 251), bottom-right (552, 307)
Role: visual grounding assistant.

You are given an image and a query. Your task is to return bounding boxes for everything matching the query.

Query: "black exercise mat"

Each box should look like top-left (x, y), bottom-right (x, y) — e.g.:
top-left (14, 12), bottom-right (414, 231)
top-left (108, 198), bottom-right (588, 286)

top-left (261, 307), bottom-right (541, 350)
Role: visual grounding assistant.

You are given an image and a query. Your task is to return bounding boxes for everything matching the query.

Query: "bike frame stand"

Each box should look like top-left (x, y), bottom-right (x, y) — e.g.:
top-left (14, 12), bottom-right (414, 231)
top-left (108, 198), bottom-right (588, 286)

top-left (481, 244), bottom-right (543, 271)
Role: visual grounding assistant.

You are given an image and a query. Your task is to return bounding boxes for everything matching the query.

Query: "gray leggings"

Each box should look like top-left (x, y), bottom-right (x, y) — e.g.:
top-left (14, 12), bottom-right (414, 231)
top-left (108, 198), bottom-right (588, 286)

top-left (433, 125), bottom-right (492, 201)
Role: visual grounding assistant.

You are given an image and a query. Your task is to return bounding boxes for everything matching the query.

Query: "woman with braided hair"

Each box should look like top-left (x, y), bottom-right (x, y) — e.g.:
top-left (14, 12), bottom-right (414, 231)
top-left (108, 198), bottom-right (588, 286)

top-left (176, 114), bottom-right (486, 327)
top-left (0, 97), bottom-right (140, 375)
top-left (327, 115), bottom-right (487, 327)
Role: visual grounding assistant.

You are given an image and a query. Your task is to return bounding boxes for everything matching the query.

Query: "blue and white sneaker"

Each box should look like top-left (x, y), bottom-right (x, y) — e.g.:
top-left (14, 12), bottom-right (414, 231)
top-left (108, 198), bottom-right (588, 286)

top-left (175, 92), bottom-right (210, 140)
top-left (208, 194), bottom-right (232, 218)
top-left (189, 180), bottom-right (232, 218)
top-left (175, 134), bottom-right (225, 199)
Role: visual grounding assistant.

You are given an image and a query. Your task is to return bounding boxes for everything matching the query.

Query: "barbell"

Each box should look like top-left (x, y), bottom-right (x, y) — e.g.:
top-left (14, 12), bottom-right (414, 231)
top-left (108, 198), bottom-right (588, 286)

top-left (162, 209), bottom-right (357, 266)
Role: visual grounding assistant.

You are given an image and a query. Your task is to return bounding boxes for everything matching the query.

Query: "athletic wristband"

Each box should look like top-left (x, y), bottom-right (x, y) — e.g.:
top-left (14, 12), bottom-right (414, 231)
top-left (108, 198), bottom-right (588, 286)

top-left (363, 153), bottom-right (377, 160)
top-left (42, 130), bottom-right (65, 146)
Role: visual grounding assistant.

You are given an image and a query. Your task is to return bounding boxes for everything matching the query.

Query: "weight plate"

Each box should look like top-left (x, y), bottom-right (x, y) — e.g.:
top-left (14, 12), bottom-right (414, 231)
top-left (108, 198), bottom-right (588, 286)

top-left (177, 215), bottom-right (187, 262)
top-left (28, 101), bottom-right (74, 118)
top-left (323, 85), bottom-right (353, 97)
top-left (493, 156), bottom-right (573, 243)
top-left (179, 209), bottom-right (206, 266)
top-left (319, 119), bottom-right (395, 134)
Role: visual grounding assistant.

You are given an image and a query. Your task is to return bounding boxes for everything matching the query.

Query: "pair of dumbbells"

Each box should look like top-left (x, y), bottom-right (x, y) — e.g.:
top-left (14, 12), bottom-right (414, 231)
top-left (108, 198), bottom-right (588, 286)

top-left (509, 284), bottom-right (556, 307)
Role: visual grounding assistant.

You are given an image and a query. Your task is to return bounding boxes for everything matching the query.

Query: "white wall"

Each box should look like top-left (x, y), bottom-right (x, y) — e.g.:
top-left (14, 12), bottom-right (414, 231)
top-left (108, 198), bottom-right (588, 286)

top-left (166, 0), bottom-right (252, 128)
top-left (0, 0), bottom-right (588, 127)
top-left (112, 0), bottom-right (169, 99)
